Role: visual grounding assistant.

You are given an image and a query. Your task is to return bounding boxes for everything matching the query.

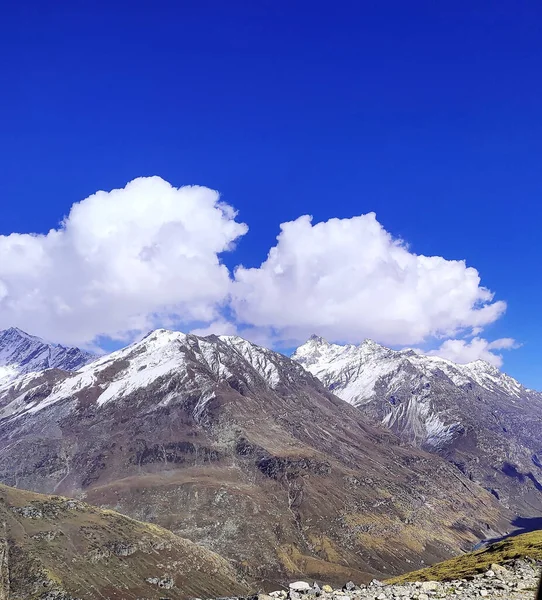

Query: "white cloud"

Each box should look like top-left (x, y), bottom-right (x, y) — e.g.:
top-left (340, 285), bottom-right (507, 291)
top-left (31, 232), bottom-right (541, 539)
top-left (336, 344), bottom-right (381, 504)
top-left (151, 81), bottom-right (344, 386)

top-left (427, 337), bottom-right (519, 367)
top-left (232, 213), bottom-right (507, 346)
top-left (0, 177), bottom-right (247, 346)
top-left (1, 182), bottom-right (514, 365)
top-left (190, 318), bottom-right (238, 337)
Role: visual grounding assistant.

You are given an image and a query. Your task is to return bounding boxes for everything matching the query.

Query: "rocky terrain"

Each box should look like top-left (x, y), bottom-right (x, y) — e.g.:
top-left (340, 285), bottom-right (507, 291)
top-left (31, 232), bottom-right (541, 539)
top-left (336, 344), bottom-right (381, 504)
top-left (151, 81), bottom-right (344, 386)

top-left (0, 482), bottom-right (249, 600)
top-left (293, 336), bottom-right (542, 516)
top-left (255, 562), bottom-right (541, 600)
top-left (0, 327), bottom-right (95, 377)
top-left (0, 329), bottom-right (510, 586)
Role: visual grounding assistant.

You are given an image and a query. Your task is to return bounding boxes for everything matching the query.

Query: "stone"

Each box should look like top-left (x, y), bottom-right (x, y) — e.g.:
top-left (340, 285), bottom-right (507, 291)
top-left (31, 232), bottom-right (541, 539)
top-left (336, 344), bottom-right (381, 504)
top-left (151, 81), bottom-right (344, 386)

top-left (289, 582), bottom-right (312, 593)
top-left (490, 563), bottom-right (511, 577)
top-left (343, 581), bottom-right (356, 591)
top-left (12, 505), bottom-right (43, 519)
top-left (145, 576), bottom-right (174, 589)
top-left (110, 541), bottom-right (137, 556)
top-left (322, 586), bottom-right (333, 594)
top-left (479, 590), bottom-right (488, 597)
top-left (420, 581), bottom-right (438, 592)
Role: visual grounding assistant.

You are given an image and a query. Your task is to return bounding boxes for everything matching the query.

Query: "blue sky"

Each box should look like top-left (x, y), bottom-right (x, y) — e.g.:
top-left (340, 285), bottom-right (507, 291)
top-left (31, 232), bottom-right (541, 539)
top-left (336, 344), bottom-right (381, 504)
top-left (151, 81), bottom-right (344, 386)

top-left (0, 2), bottom-right (541, 387)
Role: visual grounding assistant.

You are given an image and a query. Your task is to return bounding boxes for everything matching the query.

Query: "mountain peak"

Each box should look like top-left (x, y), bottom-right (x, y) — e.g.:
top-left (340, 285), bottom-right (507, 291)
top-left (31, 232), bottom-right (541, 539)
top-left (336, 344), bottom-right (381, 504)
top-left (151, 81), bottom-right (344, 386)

top-left (467, 358), bottom-right (499, 372)
top-left (304, 335), bottom-right (386, 350)
top-left (308, 333), bottom-right (329, 345)
top-left (359, 338), bottom-right (388, 352)
top-left (0, 326), bottom-right (39, 341)
top-left (5, 326), bottom-right (25, 335)
top-left (141, 328), bottom-right (186, 343)
top-left (0, 327), bottom-right (96, 376)
top-left (291, 335), bottom-right (335, 367)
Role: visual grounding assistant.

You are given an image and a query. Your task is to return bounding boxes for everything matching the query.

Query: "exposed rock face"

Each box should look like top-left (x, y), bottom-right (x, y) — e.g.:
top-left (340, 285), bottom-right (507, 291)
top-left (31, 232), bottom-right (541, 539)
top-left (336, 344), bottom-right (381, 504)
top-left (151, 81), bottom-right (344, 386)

top-left (0, 327), bottom-right (95, 377)
top-left (0, 482), bottom-right (249, 600)
top-left (0, 330), bottom-right (510, 585)
top-left (293, 336), bottom-right (542, 516)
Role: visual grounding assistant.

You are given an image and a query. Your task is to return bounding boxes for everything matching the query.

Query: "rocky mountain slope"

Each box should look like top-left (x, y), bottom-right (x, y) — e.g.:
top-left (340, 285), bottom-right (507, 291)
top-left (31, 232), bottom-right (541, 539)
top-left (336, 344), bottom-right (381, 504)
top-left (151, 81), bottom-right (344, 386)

top-left (0, 482), bottom-right (249, 600)
top-left (0, 329), bottom-right (510, 586)
top-left (0, 327), bottom-right (95, 378)
top-left (293, 336), bottom-right (542, 516)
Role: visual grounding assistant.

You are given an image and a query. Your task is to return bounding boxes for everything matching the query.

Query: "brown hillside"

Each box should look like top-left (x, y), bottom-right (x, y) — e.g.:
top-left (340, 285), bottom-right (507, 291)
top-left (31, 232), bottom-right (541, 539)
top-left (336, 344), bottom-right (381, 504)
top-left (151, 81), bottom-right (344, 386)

top-left (0, 483), bottom-right (249, 599)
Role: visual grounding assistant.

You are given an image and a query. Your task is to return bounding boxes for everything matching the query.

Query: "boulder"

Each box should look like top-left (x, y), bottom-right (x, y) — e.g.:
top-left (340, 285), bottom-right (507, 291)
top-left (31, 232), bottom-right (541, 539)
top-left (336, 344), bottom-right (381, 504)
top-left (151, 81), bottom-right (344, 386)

top-left (420, 581), bottom-right (439, 592)
top-left (491, 563), bottom-right (511, 577)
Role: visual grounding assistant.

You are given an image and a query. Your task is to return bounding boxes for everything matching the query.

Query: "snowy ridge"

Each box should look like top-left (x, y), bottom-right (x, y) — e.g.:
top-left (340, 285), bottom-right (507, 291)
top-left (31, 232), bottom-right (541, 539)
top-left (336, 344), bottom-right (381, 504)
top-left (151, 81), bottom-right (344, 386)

top-left (0, 327), bottom-right (95, 377)
top-left (292, 335), bottom-right (530, 448)
top-left (293, 335), bottom-right (527, 403)
top-left (0, 329), bottom-right (302, 422)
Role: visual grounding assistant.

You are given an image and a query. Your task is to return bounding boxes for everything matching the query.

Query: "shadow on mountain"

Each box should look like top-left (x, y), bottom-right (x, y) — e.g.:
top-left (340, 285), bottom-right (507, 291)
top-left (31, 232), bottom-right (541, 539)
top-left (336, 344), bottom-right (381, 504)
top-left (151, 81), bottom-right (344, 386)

top-left (502, 461), bottom-right (542, 492)
top-left (481, 515), bottom-right (542, 546)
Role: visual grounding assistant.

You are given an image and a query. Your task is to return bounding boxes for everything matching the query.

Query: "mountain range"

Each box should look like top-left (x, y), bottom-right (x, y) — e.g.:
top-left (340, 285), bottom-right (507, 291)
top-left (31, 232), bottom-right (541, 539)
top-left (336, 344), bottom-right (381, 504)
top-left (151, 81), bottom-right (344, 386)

top-left (0, 327), bottom-right (511, 587)
top-left (293, 335), bottom-right (542, 516)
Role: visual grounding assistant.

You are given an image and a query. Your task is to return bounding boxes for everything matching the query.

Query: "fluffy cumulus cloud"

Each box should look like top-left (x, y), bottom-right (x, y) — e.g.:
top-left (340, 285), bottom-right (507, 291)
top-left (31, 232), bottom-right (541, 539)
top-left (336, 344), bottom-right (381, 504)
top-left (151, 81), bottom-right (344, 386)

top-left (427, 337), bottom-right (518, 367)
top-left (0, 177), bottom-right (247, 346)
top-left (0, 180), bottom-right (515, 366)
top-left (232, 213), bottom-right (507, 346)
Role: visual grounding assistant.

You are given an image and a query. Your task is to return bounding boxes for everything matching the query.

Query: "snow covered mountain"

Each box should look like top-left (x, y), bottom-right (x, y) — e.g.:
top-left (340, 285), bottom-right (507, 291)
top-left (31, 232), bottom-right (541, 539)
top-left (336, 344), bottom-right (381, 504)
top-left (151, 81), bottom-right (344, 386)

top-left (0, 328), bottom-right (310, 422)
top-left (0, 327), bottom-right (95, 377)
top-left (0, 328), bottom-right (508, 582)
top-left (293, 335), bottom-right (526, 405)
top-left (293, 335), bottom-right (542, 515)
